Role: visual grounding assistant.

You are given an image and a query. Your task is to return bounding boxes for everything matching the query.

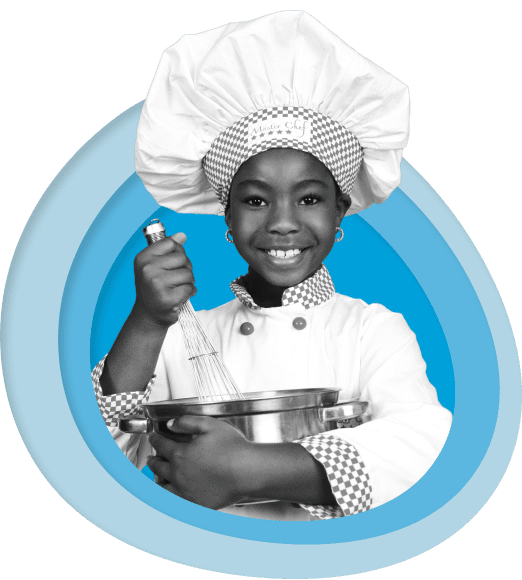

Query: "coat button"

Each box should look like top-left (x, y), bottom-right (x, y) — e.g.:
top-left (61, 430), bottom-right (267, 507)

top-left (292, 317), bottom-right (307, 330)
top-left (240, 322), bottom-right (254, 335)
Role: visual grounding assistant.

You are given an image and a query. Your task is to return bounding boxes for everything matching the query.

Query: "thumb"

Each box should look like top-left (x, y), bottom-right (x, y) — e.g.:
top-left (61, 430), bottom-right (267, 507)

top-left (166, 415), bottom-right (212, 434)
top-left (170, 232), bottom-right (187, 246)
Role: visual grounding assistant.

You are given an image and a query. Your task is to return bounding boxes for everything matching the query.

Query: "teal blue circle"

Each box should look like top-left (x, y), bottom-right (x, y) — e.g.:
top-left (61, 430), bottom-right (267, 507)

top-left (90, 181), bottom-right (456, 491)
top-left (59, 167), bottom-right (492, 544)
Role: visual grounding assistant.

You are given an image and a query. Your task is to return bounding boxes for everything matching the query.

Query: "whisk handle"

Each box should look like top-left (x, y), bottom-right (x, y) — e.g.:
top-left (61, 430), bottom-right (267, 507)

top-left (143, 218), bottom-right (166, 246)
top-left (142, 219), bottom-right (191, 316)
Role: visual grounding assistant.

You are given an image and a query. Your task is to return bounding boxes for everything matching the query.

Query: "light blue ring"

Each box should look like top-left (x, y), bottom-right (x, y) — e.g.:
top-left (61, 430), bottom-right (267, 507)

top-left (2, 103), bottom-right (520, 577)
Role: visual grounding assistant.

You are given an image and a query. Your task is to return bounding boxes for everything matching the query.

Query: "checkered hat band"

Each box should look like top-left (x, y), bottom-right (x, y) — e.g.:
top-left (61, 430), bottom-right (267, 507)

top-left (230, 265), bottom-right (334, 310)
top-left (203, 106), bottom-right (363, 207)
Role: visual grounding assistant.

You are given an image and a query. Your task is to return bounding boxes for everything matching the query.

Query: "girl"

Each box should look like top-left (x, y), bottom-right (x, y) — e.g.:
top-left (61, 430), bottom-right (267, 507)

top-left (92, 11), bottom-right (452, 521)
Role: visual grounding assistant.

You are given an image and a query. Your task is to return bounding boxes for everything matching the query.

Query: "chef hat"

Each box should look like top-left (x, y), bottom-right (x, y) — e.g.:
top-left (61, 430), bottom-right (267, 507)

top-left (135, 11), bottom-right (410, 216)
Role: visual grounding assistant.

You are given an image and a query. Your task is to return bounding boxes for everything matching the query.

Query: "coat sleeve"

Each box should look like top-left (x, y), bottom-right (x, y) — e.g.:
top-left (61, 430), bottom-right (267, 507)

top-left (295, 434), bottom-right (372, 518)
top-left (313, 307), bottom-right (453, 509)
top-left (92, 355), bottom-right (155, 466)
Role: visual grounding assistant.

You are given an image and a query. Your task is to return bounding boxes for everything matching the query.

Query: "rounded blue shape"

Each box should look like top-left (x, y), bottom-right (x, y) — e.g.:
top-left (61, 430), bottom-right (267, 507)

top-left (76, 175), bottom-right (483, 546)
top-left (2, 103), bottom-right (520, 577)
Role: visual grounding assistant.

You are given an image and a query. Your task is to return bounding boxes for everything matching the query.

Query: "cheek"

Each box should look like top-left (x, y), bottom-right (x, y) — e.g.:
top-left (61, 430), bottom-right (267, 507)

top-left (229, 219), bottom-right (256, 251)
top-left (309, 211), bottom-right (337, 240)
top-left (229, 207), bottom-right (262, 241)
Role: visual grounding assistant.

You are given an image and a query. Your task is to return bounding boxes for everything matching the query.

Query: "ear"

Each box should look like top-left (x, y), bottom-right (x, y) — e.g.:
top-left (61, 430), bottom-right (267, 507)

top-left (335, 194), bottom-right (351, 225)
top-left (224, 208), bottom-right (231, 228)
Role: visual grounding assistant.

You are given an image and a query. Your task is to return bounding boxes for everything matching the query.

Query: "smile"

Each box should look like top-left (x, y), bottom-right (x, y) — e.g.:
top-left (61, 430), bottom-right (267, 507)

top-left (263, 248), bottom-right (302, 259)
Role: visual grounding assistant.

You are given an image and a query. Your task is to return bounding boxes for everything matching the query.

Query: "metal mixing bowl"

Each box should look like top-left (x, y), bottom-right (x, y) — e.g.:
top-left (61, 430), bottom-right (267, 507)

top-left (119, 389), bottom-right (371, 443)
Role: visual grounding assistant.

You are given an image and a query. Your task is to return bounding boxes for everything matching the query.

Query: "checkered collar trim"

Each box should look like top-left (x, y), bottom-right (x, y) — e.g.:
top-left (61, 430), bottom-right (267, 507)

top-left (230, 265), bottom-right (335, 310)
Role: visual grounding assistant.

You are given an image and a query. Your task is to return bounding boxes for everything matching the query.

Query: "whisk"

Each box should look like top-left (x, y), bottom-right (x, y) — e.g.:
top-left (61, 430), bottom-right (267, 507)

top-left (143, 219), bottom-right (244, 402)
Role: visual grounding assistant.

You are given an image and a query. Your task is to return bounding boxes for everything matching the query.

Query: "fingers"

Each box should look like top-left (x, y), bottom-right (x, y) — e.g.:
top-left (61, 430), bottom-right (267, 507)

top-left (147, 234), bottom-right (187, 256)
top-left (149, 433), bottom-right (179, 459)
top-left (153, 252), bottom-right (193, 272)
top-left (146, 455), bottom-right (172, 481)
top-left (151, 267), bottom-right (194, 287)
top-left (170, 232), bottom-right (187, 246)
top-left (135, 234), bottom-right (191, 270)
top-left (136, 235), bottom-right (194, 289)
top-left (166, 415), bottom-right (215, 435)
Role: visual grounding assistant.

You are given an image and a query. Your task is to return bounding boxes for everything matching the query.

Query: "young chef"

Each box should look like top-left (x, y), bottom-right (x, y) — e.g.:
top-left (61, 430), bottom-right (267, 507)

top-left (92, 11), bottom-right (453, 521)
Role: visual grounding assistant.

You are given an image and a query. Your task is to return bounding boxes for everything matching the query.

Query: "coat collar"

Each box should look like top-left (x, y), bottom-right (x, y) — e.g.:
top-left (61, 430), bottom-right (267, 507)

top-left (230, 265), bottom-right (335, 310)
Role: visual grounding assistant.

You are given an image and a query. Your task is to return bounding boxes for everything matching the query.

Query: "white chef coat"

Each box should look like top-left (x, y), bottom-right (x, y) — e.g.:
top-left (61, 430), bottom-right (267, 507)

top-left (94, 272), bottom-right (452, 519)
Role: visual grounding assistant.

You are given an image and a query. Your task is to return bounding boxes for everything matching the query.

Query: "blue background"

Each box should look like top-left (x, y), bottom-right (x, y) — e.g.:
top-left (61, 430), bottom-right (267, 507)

top-left (91, 174), bottom-right (455, 414)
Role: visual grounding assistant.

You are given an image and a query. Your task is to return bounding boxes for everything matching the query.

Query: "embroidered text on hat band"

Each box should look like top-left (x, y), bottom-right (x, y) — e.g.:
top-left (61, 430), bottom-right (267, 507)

top-left (203, 106), bottom-right (363, 209)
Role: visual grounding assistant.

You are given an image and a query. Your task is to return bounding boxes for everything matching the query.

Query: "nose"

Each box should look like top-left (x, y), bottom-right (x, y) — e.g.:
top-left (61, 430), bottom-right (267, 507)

top-left (266, 200), bottom-right (300, 235)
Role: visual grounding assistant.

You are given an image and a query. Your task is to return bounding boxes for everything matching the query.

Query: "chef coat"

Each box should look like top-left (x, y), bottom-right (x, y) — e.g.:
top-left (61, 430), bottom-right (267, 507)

top-left (93, 266), bottom-right (452, 520)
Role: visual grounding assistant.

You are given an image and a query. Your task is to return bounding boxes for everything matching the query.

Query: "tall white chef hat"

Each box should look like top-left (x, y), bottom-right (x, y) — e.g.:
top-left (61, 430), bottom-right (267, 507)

top-left (135, 11), bottom-right (410, 216)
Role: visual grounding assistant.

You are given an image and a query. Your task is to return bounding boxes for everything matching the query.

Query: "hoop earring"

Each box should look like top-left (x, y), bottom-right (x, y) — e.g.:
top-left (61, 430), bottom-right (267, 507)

top-left (334, 226), bottom-right (344, 242)
top-left (225, 228), bottom-right (234, 244)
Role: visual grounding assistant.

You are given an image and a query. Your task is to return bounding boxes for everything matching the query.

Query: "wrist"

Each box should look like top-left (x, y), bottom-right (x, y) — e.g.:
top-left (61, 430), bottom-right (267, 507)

top-left (230, 441), bottom-right (268, 502)
top-left (232, 442), bottom-right (337, 505)
top-left (129, 303), bottom-right (173, 333)
top-left (232, 442), bottom-right (293, 501)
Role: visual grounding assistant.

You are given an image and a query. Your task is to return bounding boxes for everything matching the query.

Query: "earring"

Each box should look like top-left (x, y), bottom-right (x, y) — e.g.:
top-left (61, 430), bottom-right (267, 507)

top-left (334, 226), bottom-right (344, 242)
top-left (225, 228), bottom-right (234, 244)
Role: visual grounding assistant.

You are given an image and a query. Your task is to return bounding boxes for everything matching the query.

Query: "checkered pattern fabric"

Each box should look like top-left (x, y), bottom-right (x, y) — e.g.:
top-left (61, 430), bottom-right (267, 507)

top-left (92, 355), bottom-right (153, 427)
top-left (230, 276), bottom-right (261, 310)
top-left (203, 106), bottom-right (363, 208)
top-left (296, 435), bottom-right (372, 519)
top-left (230, 265), bottom-right (335, 310)
top-left (282, 264), bottom-right (335, 308)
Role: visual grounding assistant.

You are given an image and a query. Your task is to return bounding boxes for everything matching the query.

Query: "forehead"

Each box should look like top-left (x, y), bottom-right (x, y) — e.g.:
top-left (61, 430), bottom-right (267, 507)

top-left (232, 148), bottom-right (336, 186)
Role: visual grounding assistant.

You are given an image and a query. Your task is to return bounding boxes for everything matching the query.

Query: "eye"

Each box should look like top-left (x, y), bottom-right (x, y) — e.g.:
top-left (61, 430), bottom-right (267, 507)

top-left (245, 197), bottom-right (267, 207)
top-left (299, 195), bottom-right (320, 206)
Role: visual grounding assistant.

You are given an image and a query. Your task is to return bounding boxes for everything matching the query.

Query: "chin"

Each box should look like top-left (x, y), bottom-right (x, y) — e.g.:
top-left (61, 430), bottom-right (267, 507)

top-left (241, 246), bottom-right (325, 289)
top-left (256, 264), bottom-right (318, 289)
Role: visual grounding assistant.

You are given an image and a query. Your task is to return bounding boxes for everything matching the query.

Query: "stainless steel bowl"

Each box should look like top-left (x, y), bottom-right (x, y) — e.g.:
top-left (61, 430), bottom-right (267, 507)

top-left (119, 389), bottom-right (371, 443)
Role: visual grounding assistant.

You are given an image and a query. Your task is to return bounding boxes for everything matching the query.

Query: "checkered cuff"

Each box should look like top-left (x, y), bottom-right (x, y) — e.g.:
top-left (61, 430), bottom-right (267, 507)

top-left (92, 355), bottom-right (154, 427)
top-left (296, 435), bottom-right (372, 519)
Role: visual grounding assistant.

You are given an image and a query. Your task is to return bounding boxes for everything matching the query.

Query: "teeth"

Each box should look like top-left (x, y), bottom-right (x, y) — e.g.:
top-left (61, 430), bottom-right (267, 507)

top-left (266, 249), bottom-right (302, 259)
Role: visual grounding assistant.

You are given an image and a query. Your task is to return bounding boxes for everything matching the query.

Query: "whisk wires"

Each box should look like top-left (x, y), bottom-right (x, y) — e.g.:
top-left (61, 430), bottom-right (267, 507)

top-left (143, 219), bottom-right (243, 402)
top-left (178, 301), bottom-right (244, 402)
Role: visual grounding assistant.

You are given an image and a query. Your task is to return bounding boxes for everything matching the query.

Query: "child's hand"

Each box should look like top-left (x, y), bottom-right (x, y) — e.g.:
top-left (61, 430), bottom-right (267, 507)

top-left (133, 232), bottom-right (196, 327)
top-left (146, 416), bottom-right (257, 509)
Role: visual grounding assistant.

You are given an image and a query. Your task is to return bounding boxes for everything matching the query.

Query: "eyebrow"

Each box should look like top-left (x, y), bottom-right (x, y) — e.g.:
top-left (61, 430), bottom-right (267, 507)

top-left (293, 179), bottom-right (330, 190)
top-left (234, 178), bottom-right (330, 191)
top-left (234, 179), bottom-right (272, 191)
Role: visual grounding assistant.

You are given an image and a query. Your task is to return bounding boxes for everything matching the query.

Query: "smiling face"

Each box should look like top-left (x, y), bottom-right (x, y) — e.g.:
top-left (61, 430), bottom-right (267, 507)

top-left (225, 148), bottom-right (350, 305)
